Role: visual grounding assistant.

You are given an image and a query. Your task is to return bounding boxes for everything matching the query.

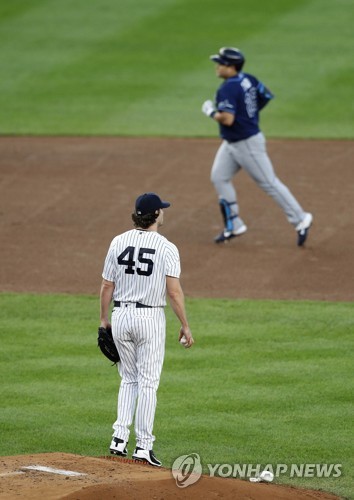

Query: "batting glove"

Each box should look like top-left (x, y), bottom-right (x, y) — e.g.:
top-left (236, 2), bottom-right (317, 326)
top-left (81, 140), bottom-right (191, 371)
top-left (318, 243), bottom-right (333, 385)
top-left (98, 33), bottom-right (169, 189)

top-left (202, 100), bottom-right (216, 118)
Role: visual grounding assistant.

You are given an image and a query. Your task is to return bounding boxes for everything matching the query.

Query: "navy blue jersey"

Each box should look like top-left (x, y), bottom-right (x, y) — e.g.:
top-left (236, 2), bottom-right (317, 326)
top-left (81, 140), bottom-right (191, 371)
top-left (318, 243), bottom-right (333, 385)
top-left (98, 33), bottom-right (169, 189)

top-left (215, 72), bottom-right (274, 142)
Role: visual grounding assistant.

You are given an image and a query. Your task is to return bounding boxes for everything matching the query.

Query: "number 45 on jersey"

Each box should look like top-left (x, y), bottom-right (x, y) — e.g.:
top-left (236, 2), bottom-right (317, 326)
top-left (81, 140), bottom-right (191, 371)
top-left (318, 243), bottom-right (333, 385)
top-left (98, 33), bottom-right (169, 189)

top-left (118, 246), bottom-right (155, 276)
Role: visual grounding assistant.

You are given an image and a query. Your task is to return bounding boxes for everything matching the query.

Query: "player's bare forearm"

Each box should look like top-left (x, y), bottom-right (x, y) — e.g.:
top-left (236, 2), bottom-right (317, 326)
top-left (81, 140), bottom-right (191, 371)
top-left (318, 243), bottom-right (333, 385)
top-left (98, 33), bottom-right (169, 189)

top-left (166, 277), bottom-right (190, 328)
top-left (100, 278), bottom-right (114, 327)
top-left (166, 276), bottom-right (194, 347)
top-left (213, 111), bottom-right (235, 126)
top-left (166, 277), bottom-right (188, 327)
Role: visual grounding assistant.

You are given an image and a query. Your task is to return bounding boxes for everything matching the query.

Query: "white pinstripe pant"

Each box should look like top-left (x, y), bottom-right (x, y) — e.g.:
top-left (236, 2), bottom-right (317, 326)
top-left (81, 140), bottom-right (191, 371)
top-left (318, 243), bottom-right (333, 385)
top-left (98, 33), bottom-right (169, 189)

top-left (111, 304), bottom-right (165, 451)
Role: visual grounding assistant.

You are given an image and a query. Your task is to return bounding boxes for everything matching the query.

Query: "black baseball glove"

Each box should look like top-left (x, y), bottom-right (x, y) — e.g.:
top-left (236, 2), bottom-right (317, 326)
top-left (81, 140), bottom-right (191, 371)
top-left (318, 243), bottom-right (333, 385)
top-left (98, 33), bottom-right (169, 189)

top-left (97, 326), bottom-right (120, 364)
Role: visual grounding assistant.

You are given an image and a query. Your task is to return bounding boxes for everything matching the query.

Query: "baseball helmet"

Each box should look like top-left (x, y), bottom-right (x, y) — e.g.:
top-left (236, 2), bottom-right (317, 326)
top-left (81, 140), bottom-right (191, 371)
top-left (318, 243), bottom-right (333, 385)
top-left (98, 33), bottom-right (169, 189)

top-left (210, 47), bottom-right (245, 70)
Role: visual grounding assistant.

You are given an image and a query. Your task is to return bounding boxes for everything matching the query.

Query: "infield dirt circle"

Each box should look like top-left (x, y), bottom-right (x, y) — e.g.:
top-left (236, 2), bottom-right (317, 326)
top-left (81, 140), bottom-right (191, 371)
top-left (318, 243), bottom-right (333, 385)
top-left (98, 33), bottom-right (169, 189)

top-left (1, 137), bottom-right (353, 499)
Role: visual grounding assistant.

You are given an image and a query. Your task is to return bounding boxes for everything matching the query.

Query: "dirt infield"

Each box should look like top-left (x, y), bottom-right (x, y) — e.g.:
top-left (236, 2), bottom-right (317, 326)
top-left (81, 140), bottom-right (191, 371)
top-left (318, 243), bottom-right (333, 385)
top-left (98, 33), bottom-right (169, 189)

top-left (0, 453), bottom-right (340, 500)
top-left (0, 136), bottom-right (352, 499)
top-left (0, 136), bottom-right (353, 301)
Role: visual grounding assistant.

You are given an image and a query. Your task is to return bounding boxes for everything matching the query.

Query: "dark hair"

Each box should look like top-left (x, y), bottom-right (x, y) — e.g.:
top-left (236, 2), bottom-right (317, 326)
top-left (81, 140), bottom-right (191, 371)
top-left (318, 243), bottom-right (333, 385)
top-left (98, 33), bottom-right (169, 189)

top-left (132, 211), bottom-right (159, 229)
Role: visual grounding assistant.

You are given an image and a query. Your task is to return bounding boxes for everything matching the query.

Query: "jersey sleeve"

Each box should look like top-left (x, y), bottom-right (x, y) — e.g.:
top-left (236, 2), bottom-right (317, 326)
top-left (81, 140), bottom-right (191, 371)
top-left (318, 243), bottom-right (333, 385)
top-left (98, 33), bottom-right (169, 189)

top-left (216, 85), bottom-right (236, 115)
top-left (102, 239), bottom-right (117, 282)
top-left (256, 81), bottom-right (274, 110)
top-left (165, 242), bottom-right (181, 278)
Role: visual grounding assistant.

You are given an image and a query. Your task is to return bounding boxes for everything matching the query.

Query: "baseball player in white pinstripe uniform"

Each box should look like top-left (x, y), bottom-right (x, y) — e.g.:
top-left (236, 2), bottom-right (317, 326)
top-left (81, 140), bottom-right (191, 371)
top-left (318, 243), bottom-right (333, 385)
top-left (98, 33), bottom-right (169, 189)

top-left (100, 192), bottom-right (194, 467)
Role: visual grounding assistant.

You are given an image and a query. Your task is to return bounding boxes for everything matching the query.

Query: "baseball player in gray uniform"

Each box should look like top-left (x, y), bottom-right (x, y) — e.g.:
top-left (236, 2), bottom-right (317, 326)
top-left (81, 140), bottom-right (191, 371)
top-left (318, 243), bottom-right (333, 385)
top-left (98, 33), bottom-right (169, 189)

top-left (202, 47), bottom-right (313, 246)
top-left (100, 192), bottom-right (194, 467)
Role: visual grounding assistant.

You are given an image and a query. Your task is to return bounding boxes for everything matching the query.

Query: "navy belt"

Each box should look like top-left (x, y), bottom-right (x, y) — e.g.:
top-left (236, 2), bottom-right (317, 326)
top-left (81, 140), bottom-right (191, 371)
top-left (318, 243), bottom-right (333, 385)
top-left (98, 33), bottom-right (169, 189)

top-left (114, 301), bottom-right (152, 309)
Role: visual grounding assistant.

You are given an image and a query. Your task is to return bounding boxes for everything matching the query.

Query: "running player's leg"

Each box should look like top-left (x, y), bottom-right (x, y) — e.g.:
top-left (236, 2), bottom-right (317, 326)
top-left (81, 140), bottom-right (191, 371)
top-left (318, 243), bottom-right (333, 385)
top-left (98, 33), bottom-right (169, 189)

top-left (210, 140), bottom-right (245, 233)
top-left (111, 309), bottom-right (138, 444)
top-left (237, 133), bottom-right (305, 226)
top-left (134, 309), bottom-right (166, 451)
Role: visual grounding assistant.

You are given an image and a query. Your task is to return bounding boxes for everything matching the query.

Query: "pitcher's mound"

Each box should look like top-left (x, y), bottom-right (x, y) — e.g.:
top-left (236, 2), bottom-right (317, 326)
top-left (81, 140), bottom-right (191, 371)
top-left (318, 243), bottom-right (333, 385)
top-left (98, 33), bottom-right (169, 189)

top-left (0, 453), bottom-right (339, 499)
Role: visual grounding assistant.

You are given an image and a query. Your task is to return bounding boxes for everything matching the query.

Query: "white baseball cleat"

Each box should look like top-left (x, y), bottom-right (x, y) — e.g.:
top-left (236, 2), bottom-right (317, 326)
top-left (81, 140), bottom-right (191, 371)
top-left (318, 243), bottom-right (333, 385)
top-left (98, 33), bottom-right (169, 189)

top-left (132, 447), bottom-right (162, 467)
top-left (215, 224), bottom-right (247, 243)
top-left (110, 437), bottom-right (128, 456)
top-left (296, 213), bottom-right (313, 246)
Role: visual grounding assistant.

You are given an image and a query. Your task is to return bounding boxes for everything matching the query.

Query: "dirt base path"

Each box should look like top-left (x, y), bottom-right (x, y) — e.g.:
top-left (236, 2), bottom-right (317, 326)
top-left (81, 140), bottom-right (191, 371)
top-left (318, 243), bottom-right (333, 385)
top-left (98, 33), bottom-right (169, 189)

top-left (0, 137), bottom-right (353, 301)
top-left (0, 137), bottom-right (352, 499)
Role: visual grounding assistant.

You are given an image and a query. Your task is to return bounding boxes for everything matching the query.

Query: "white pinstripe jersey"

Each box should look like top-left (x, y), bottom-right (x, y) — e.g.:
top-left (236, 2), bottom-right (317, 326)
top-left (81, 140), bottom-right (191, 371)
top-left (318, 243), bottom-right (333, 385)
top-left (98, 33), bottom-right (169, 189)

top-left (102, 229), bottom-right (180, 307)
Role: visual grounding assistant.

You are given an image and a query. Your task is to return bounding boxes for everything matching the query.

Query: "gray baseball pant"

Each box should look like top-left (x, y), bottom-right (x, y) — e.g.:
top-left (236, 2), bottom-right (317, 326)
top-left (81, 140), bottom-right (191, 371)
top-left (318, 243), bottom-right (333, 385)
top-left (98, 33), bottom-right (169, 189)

top-left (210, 132), bottom-right (305, 228)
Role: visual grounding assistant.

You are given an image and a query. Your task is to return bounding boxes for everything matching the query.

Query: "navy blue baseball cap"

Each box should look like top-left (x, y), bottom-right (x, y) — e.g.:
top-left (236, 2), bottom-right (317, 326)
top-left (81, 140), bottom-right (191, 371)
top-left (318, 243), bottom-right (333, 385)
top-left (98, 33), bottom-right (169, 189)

top-left (135, 192), bottom-right (171, 215)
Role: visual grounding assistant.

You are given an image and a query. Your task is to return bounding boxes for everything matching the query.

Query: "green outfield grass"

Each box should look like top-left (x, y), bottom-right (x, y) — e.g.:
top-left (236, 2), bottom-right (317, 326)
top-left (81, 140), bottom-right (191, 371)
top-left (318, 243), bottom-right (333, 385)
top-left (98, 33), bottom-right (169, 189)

top-left (0, 0), bottom-right (353, 138)
top-left (0, 292), bottom-right (353, 498)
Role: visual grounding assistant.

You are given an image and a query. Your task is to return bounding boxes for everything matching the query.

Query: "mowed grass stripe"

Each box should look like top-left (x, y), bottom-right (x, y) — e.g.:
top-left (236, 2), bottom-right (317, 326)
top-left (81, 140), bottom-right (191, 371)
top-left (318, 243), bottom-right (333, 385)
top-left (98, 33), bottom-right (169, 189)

top-left (0, 0), bottom-right (352, 137)
top-left (1, 293), bottom-right (353, 497)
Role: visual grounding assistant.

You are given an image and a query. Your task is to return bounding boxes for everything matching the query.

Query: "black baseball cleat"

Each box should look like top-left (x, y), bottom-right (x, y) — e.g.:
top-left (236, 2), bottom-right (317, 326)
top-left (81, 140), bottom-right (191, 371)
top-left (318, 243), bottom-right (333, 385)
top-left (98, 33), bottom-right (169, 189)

top-left (110, 437), bottom-right (128, 456)
top-left (214, 224), bottom-right (247, 243)
top-left (296, 213), bottom-right (313, 246)
top-left (132, 447), bottom-right (162, 467)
